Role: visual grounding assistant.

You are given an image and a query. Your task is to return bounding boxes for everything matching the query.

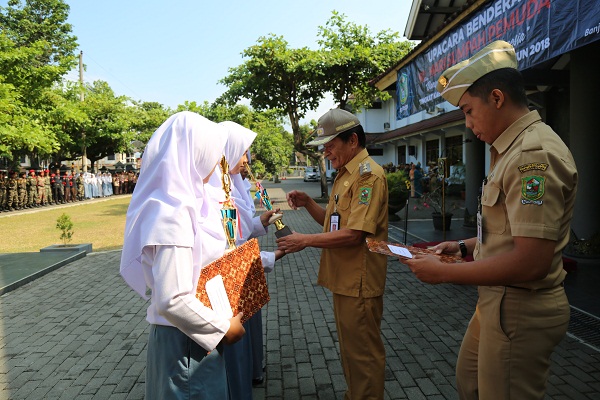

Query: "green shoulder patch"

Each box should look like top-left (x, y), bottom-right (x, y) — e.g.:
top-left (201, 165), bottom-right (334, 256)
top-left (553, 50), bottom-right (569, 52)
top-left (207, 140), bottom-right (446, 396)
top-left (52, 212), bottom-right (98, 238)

top-left (358, 186), bottom-right (372, 205)
top-left (521, 175), bottom-right (545, 205)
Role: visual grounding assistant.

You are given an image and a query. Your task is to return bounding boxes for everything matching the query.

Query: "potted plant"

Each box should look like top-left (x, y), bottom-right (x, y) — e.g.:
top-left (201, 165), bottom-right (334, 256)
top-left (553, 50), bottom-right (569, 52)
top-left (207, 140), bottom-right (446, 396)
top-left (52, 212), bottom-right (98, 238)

top-left (386, 170), bottom-right (410, 220)
top-left (413, 180), bottom-right (455, 230)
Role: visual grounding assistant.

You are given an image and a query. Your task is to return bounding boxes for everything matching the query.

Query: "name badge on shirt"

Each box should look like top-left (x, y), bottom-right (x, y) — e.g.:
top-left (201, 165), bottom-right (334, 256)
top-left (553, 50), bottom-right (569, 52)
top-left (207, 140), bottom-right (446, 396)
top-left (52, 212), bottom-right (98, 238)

top-left (330, 212), bottom-right (340, 232)
top-left (330, 194), bottom-right (340, 231)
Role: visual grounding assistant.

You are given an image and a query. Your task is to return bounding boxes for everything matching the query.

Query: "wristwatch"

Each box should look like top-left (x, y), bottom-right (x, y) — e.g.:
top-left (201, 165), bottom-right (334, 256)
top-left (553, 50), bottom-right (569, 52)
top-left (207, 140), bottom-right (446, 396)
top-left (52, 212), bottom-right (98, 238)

top-left (458, 240), bottom-right (467, 258)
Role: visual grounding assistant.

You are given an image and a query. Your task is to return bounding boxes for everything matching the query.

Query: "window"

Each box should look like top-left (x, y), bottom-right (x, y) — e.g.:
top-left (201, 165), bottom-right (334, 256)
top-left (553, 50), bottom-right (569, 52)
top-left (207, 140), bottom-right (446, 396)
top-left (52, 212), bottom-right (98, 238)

top-left (367, 148), bottom-right (383, 156)
top-left (445, 135), bottom-right (463, 166)
top-left (107, 154), bottom-right (116, 161)
top-left (426, 139), bottom-right (439, 164)
top-left (397, 145), bottom-right (406, 165)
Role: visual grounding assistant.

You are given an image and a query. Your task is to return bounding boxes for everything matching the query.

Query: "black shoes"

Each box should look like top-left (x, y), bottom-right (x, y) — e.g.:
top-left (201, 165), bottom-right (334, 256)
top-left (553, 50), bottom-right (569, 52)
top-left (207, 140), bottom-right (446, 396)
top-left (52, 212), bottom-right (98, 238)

top-left (252, 377), bottom-right (264, 387)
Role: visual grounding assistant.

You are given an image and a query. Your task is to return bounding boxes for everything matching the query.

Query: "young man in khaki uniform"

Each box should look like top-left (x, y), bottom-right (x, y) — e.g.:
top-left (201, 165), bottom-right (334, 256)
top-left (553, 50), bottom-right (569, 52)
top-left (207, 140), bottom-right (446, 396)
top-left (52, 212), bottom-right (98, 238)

top-left (277, 108), bottom-right (389, 400)
top-left (405, 41), bottom-right (578, 399)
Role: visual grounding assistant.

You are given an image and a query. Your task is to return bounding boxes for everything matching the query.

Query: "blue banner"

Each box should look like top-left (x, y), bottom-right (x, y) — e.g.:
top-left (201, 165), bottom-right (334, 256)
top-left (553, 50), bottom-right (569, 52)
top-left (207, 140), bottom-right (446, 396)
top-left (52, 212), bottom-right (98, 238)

top-left (397, 0), bottom-right (600, 119)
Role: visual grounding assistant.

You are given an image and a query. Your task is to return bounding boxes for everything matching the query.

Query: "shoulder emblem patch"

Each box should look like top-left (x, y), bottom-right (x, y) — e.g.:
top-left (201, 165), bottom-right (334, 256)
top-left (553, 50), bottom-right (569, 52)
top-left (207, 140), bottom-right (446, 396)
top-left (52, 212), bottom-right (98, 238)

top-left (521, 175), bottom-right (545, 205)
top-left (518, 163), bottom-right (548, 173)
top-left (359, 161), bottom-right (372, 176)
top-left (358, 187), bottom-right (372, 205)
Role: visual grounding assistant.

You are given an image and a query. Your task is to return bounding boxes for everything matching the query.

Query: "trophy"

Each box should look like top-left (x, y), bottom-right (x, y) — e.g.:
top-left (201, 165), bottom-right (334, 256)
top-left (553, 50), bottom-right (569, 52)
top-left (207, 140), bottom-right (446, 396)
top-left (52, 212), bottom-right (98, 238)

top-left (243, 162), bottom-right (292, 238)
top-left (220, 156), bottom-right (238, 250)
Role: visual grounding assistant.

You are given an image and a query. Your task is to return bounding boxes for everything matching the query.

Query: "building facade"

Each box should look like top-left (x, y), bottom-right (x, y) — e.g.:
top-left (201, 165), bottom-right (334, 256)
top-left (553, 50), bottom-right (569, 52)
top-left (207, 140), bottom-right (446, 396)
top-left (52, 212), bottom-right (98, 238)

top-left (358, 0), bottom-right (599, 244)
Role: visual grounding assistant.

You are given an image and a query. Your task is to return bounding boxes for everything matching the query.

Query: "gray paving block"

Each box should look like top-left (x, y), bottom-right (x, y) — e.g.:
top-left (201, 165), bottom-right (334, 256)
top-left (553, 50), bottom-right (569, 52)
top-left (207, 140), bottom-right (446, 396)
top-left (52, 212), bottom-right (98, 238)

top-left (0, 196), bottom-right (598, 400)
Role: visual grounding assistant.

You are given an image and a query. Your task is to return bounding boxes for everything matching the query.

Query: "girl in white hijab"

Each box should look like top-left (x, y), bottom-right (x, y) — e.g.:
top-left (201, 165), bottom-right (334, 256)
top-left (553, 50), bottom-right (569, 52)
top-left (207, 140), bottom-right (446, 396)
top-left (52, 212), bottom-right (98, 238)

top-left (120, 111), bottom-right (245, 400)
top-left (213, 121), bottom-right (285, 399)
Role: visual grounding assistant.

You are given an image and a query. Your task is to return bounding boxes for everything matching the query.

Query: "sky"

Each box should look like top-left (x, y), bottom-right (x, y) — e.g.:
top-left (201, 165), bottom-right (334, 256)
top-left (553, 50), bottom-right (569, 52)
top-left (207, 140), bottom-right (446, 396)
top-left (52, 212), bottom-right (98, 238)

top-left (61, 0), bottom-right (412, 123)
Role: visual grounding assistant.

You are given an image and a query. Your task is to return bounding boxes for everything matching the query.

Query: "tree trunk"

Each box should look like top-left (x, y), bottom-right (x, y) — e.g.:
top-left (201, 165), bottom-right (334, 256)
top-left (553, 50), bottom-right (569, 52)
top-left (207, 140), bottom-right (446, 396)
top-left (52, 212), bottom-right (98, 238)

top-left (318, 155), bottom-right (328, 199)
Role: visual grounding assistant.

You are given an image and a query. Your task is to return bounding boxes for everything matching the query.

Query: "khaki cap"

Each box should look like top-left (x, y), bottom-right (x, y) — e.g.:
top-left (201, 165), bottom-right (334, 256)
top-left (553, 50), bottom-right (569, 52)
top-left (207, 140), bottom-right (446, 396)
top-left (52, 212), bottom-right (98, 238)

top-left (307, 108), bottom-right (360, 147)
top-left (436, 40), bottom-right (517, 106)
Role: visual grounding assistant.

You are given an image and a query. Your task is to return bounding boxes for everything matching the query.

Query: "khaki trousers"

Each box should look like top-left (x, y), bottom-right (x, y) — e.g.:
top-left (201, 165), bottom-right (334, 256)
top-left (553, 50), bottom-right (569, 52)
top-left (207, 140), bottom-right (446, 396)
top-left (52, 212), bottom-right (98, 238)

top-left (333, 293), bottom-right (385, 400)
top-left (456, 285), bottom-right (569, 400)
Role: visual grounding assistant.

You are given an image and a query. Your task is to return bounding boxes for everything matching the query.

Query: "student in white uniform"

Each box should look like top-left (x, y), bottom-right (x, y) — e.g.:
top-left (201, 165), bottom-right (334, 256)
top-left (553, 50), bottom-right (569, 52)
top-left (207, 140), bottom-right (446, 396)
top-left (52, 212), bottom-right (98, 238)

top-left (210, 121), bottom-right (284, 399)
top-left (120, 111), bottom-right (246, 400)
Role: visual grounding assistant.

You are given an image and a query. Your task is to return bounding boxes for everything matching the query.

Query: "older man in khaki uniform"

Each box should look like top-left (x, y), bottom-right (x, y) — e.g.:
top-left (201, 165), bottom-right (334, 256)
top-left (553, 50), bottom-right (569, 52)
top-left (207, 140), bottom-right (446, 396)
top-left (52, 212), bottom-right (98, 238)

top-left (277, 108), bottom-right (388, 400)
top-left (405, 40), bottom-right (578, 399)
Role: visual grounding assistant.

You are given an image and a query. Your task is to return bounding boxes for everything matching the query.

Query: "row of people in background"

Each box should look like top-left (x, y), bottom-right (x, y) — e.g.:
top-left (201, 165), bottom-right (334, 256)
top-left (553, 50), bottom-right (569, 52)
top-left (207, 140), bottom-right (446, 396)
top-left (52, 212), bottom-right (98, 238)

top-left (0, 169), bottom-right (139, 212)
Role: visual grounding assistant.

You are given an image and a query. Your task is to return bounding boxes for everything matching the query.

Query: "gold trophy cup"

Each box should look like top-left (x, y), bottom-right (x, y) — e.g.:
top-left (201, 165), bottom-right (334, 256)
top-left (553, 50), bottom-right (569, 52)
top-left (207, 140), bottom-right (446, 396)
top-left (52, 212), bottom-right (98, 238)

top-left (243, 162), bottom-right (292, 238)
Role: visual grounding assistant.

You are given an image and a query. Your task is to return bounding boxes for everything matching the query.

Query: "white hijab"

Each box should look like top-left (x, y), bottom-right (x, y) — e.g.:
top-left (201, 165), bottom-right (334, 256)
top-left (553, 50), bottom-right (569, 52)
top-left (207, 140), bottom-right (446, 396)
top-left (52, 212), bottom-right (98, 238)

top-left (120, 111), bottom-right (229, 297)
top-left (213, 121), bottom-right (257, 243)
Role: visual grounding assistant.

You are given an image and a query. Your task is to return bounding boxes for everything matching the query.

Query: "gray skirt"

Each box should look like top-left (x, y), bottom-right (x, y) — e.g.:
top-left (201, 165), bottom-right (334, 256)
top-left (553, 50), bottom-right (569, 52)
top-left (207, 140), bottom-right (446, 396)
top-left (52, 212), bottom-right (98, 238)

top-left (146, 325), bottom-right (229, 400)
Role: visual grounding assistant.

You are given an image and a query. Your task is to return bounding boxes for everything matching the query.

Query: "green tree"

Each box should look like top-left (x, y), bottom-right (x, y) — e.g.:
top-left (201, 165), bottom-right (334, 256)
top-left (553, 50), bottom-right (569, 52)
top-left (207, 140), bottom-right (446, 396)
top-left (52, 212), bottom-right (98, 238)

top-left (317, 11), bottom-right (414, 110)
top-left (219, 34), bottom-right (329, 196)
top-left (248, 111), bottom-right (293, 177)
top-left (0, 0), bottom-right (78, 104)
top-left (128, 101), bottom-right (171, 146)
top-left (56, 212), bottom-right (74, 245)
top-left (220, 15), bottom-right (413, 198)
top-left (0, 0), bottom-right (78, 162)
top-left (79, 81), bottom-right (132, 171)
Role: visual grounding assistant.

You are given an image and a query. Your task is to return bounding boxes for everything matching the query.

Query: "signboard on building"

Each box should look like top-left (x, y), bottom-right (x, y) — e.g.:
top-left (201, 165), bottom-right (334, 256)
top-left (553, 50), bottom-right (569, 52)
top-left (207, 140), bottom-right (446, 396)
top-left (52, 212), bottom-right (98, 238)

top-left (397, 0), bottom-right (600, 119)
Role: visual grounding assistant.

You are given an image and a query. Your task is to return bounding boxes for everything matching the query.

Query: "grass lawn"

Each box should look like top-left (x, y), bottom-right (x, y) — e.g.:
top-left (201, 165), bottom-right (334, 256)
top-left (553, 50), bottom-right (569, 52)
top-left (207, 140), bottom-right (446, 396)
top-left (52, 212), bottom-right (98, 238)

top-left (1, 196), bottom-right (131, 253)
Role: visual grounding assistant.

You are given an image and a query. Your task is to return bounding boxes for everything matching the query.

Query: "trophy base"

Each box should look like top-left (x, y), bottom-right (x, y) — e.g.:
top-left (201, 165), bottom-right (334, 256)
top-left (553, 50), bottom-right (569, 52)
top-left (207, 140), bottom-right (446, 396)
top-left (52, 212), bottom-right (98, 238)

top-left (274, 226), bottom-right (293, 238)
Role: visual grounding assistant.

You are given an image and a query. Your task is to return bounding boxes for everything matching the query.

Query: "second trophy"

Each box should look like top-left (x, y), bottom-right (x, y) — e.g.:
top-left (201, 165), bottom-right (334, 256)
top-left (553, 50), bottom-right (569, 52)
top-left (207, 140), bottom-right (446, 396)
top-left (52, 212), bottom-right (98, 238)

top-left (243, 162), bottom-right (292, 238)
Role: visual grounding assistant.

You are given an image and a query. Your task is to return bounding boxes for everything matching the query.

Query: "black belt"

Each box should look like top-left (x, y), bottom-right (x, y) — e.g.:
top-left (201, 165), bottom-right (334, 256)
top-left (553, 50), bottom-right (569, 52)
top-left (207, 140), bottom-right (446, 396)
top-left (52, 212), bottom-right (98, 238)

top-left (504, 282), bottom-right (564, 293)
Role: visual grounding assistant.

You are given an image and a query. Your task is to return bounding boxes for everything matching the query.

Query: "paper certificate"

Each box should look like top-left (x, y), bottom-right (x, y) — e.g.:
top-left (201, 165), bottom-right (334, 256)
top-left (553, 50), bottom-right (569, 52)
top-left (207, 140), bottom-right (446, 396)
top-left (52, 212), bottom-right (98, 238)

top-left (387, 244), bottom-right (413, 259)
top-left (205, 275), bottom-right (234, 319)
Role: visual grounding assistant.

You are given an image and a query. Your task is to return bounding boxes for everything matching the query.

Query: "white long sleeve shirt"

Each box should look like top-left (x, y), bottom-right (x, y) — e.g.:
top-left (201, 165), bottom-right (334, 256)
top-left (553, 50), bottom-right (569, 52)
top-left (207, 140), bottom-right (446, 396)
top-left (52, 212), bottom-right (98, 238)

top-left (141, 245), bottom-right (230, 351)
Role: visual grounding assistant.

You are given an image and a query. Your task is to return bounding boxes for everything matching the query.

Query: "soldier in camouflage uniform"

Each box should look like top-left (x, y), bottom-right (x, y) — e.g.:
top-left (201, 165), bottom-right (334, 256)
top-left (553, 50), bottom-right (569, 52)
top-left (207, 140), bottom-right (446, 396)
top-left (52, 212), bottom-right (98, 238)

top-left (27, 170), bottom-right (38, 207)
top-left (6, 171), bottom-right (19, 211)
top-left (76, 173), bottom-right (84, 200)
top-left (17, 172), bottom-right (27, 210)
top-left (0, 170), bottom-right (7, 211)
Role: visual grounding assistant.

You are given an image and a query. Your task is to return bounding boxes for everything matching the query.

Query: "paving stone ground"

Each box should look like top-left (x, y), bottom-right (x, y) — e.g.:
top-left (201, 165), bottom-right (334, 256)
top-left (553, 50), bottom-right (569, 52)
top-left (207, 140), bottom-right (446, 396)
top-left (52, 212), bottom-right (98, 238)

top-left (0, 183), bottom-right (598, 399)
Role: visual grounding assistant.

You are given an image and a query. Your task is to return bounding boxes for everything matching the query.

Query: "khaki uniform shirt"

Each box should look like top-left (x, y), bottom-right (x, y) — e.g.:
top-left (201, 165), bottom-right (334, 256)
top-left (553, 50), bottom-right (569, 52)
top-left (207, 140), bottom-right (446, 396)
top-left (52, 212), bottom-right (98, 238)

top-left (318, 149), bottom-right (388, 298)
top-left (474, 111), bottom-right (578, 289)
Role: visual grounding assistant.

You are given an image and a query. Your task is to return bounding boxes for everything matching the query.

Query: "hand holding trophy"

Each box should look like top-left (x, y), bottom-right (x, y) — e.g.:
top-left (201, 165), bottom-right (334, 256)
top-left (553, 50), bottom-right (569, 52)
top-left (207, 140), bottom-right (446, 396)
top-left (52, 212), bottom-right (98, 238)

top-left (243, 162), bottom-right (292, 238)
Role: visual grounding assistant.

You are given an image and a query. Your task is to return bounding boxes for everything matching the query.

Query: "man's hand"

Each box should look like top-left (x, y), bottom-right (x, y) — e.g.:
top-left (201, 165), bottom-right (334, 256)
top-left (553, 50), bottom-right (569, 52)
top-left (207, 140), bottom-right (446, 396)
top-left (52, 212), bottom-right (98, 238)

top-left (276, 231), bottom-right (308, 254)
top-left (286, 190), bottom-right (310, 210)
top-left (430, 241), bottom-right (461, 256)
top-left (404, 255), bottom-right (448, 284)
top-left (223, 313), bottom-right (245, 345)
